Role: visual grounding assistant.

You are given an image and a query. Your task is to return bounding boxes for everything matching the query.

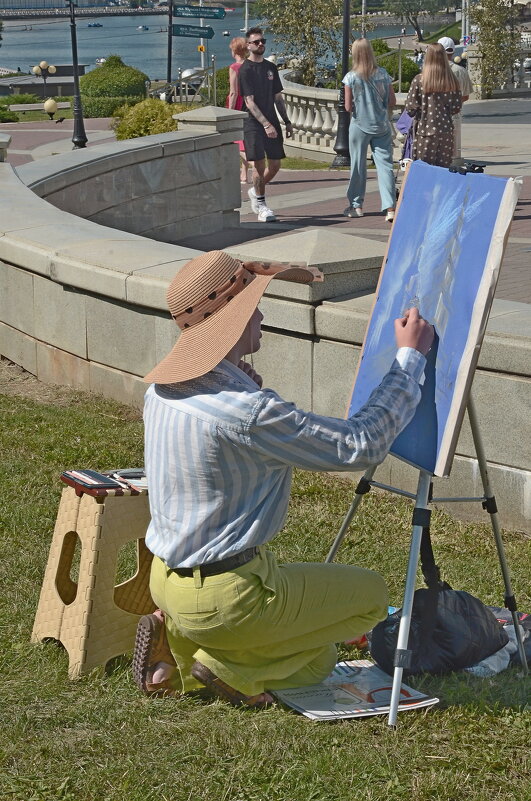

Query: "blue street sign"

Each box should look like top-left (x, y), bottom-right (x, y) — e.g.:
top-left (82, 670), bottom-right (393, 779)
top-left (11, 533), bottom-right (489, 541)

top-left (172, 23), bottom-right (215, 39)
top-left (173, 5), bottom-right (226, 19)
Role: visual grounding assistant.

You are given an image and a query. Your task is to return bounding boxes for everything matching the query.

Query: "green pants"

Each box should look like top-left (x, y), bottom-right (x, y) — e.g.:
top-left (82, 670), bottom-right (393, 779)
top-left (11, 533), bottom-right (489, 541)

top-left (150, 547), bottom-right (388, 697)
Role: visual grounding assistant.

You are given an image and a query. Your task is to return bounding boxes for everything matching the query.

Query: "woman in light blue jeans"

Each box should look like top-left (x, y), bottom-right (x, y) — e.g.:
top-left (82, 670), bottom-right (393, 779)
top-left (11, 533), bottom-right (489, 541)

top-left (343, 38), bottom-right (396, 222)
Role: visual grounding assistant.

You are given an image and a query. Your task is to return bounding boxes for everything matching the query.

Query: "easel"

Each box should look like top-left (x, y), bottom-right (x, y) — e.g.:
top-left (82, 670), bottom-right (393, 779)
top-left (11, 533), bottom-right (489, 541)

top-left (326, 394), bottom-right (529, 727)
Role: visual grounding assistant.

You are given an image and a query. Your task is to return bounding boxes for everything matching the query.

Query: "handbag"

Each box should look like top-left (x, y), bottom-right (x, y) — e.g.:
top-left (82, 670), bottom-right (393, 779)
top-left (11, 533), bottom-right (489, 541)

top-left (369, 527), bottom-right (509, 676)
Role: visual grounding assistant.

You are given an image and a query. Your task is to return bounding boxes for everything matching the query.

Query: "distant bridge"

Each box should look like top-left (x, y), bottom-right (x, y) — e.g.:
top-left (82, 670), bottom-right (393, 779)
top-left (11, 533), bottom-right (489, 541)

top-left (0, 7), bottom-right (169, 20)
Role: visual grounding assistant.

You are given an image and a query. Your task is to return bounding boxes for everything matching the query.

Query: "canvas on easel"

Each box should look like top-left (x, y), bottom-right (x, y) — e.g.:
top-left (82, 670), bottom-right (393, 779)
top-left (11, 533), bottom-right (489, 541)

top-left (348, 160), bottom-right (521, 477)
top-left (328, 161), bottom-right (526, 727)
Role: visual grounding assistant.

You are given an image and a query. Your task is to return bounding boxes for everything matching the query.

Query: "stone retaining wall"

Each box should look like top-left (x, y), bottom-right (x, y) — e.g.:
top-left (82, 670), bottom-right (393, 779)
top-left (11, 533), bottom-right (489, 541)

top-left (21, 106), bottom-right (245, 243)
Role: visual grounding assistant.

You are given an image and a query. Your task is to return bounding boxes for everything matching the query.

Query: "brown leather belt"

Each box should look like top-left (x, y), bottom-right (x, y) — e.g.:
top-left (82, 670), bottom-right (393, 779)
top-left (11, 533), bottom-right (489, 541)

top-left (172, 546), bottom-right (259, 578)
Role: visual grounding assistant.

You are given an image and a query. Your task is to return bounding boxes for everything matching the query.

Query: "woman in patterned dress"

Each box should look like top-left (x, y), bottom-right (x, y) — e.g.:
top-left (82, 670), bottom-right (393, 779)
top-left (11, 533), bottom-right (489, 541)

top-left (406, 43), bottom-right (462, 168)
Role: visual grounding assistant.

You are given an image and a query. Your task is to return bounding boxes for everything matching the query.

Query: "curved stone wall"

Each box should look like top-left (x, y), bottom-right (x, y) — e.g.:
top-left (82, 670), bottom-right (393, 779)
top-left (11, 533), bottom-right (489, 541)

top-left (18, 106), bottom-right (244, 244)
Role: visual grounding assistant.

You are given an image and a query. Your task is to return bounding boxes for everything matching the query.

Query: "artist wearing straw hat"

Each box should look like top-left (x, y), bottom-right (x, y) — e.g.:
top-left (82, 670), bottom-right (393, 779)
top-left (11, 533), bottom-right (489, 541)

top-left (133, 250), bottom-right (434, 708)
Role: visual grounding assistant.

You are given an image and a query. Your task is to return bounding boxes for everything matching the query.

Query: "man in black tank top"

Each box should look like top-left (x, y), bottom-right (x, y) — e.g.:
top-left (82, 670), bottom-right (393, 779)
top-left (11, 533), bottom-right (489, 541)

top-left (238, 27), bottom-right (293, 222)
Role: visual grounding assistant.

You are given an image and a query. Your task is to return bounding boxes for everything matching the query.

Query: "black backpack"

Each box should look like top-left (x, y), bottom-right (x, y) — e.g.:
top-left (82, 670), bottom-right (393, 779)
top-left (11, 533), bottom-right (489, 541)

top-left (369, 528), bottom-right (509, 676)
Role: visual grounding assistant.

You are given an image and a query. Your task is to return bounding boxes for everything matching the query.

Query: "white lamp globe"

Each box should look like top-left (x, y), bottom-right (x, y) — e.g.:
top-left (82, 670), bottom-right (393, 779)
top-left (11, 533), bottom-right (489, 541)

top-left (43, 98), bottom-right (58, 117)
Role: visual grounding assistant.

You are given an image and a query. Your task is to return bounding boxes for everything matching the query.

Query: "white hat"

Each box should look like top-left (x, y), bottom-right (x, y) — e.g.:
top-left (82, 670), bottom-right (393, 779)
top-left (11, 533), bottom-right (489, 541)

top-left (438, 36), bottom-right (455, 52)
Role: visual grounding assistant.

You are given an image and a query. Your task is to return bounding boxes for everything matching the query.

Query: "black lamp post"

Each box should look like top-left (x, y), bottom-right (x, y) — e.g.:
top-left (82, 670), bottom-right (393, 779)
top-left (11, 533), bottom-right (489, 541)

top-left (332, 0), bottom-right (351, 167)
top-left (66, 1), bottom-right (88, 149)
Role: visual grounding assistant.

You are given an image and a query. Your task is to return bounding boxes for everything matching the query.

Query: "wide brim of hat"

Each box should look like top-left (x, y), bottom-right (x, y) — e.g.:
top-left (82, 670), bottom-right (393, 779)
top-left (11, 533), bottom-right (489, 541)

top-left (144, 273), bottom-right (273, 384)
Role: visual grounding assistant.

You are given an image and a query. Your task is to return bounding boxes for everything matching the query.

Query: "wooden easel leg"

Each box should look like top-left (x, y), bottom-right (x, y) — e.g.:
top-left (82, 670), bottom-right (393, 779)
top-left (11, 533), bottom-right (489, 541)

top-left (467, 397), bottom-right (528, 674)
top-left (387, 470), bottom-right (432, 727)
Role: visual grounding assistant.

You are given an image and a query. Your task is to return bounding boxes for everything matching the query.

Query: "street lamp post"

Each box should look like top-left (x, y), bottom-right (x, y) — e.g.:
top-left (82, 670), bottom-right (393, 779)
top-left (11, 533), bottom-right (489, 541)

top-left (66, 1), bottom-right (88, 149)
top-left (32, 60), bottom-right (57, 98)
top-left (332, 0), bottom-right (351, 167)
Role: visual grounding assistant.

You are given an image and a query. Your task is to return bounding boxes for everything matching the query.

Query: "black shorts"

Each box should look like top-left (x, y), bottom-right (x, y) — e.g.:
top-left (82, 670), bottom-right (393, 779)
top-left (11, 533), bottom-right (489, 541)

top-left (243, 119), bottom-right (285, 162)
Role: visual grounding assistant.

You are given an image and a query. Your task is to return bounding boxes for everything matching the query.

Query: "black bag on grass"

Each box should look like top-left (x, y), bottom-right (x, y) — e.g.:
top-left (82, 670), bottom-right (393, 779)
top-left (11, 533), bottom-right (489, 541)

top-left (369, 529), bottom-right (509, 676)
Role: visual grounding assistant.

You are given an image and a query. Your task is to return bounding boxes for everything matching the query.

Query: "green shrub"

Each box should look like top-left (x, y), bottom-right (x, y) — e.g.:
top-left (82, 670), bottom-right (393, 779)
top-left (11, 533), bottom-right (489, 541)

top-left (214, 65), bottom-right (230, 108)
top-left (372, 38), bottom-right (392, 57)
top-left (80, 54), bottom-right (148, 99)
top-left (111, 97), bottom-right (178, 139)
top-left (379, 52), bottom-right (420, 91)
top-left (0, 107), bottom-right (19, 122)
top-left (0, 92), bottom-right (41, 106)
top-left (81, 94), bottom-right (139, 119)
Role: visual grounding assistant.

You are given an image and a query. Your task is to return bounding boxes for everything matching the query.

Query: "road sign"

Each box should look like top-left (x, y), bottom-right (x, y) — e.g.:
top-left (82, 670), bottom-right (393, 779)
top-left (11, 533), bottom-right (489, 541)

top-left (173, 5), bottom-right (225, 19)
top-left (172, 23), bottom-right (215, 39)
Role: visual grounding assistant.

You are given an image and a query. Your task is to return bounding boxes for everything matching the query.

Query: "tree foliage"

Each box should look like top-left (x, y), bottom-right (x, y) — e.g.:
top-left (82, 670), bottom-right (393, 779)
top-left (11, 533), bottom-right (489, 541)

top-left (214, 65), bottom-right (230, 108)
top-left (379, 51), bottom-right (420, 90)
top-left (383, 0), bottom-right (446, 41)
top-left (111, 98), bottom-right (178, 140)
top-left (255, 0), bottom-right (342, 86)
top-left (470, 0), bottom-right (521, 96)
top-left (80, 55), bottom-right (148, 98)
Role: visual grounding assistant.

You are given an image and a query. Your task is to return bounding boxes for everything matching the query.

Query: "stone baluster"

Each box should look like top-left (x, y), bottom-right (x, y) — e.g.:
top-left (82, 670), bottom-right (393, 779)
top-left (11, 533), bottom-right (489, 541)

top-left (303, 102), bottom-right (314, 143)
top-left (284, 93), bottom-right (297, 129)
top-left (311, 103), bottom-right (325, 144)
top-left (321, 104), bottom-right (335, 142)
top-left (295, 100), bottom-right (307, 140)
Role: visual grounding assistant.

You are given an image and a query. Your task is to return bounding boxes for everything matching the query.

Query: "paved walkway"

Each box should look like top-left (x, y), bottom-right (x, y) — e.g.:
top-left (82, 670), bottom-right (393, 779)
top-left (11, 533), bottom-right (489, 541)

top-left (1, 98), bottom-right (530, 303)
top-left (0, 117), bottom-right (115, 167)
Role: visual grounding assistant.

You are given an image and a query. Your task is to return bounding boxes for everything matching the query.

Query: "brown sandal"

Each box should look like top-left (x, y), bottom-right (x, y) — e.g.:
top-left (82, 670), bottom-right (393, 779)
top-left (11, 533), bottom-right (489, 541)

top-left (191, 661), bottom-right (272, 709)
top-left (132, 613), bottom-right (178, 696)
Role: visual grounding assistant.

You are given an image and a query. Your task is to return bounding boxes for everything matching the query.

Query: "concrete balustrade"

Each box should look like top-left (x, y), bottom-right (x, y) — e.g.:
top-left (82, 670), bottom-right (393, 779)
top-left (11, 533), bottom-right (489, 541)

top-left (0, 105), bottom-right (530, 532)
top-left (280, 70), bottom-right (408, 161)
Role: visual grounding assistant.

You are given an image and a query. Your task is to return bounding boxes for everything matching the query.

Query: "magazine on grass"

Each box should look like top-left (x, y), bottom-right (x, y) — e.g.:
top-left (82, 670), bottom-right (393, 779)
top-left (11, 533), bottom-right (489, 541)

top-left (273, 660), bottom-right (439, 721)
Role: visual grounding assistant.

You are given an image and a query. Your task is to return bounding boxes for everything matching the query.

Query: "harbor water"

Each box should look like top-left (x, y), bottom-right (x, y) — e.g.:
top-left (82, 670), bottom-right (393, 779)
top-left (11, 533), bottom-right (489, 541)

top-left (0, 12), bottom-right (408, 80)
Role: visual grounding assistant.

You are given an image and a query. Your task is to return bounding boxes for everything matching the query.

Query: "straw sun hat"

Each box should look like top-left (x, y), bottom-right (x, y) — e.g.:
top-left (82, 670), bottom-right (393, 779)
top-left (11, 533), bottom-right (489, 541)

top-left (144, 250), bottom-right (323, 384)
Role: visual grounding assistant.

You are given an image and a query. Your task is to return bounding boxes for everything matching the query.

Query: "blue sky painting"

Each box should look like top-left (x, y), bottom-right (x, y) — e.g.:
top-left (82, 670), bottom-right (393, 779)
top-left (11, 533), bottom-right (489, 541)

top-left (348, 161), bottom-right (519, 476)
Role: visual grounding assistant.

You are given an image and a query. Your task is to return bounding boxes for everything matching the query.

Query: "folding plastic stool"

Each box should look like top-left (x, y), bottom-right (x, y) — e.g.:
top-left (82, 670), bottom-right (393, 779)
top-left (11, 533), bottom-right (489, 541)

top-left (31, 484), bottom-right (155, 677)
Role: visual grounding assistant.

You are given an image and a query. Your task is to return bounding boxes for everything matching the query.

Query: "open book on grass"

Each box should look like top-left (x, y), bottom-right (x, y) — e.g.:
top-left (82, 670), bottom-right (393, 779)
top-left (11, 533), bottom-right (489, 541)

top-left (273, 659), bottom-right (439, 721)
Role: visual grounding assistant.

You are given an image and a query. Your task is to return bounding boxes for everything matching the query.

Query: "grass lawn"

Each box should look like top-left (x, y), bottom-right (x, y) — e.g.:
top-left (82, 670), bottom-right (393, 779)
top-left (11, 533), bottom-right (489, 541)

top-left (282, 156), bottom-right (340, 170)
top-left (424, 22), bottom-right (463, 45)
top-left (0, 362), bottom-right (529, 801)
top-left (6, 108), bottom-right (76, 123)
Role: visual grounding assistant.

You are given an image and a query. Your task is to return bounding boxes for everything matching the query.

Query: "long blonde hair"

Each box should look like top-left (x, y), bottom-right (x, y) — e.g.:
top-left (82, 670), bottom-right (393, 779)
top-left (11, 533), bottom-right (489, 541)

top-left (422, 43), bottom-right (459, 93)
top-left (351, 38), bottom-right (378, 81)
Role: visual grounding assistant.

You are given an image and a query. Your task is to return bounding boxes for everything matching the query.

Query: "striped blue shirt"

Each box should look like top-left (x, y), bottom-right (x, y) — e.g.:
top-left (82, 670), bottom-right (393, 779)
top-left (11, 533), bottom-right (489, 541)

top-left (144, 349), bottom-right (425, 568)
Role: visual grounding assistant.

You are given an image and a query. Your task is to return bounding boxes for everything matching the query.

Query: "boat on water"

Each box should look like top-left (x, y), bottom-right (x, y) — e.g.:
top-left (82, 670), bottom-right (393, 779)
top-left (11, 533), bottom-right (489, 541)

top-left (88, 22), bottom-right (103, 28)
top-left (137, 25), bottom-right (149, 31)
top-left (95, 57), bottom-right (107, 65)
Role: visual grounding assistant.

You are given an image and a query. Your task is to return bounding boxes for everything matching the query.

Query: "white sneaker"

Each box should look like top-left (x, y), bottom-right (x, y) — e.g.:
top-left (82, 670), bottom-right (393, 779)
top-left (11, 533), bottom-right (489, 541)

top-left (257, 204), bottom-right (276, 223)
top-left (248, 187), bottom-right (260, 214)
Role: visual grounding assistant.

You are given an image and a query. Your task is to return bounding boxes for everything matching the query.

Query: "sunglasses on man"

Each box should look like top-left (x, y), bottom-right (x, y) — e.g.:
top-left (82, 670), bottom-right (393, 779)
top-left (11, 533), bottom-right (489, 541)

top-left (249, 38), bottom-right (266, 45)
